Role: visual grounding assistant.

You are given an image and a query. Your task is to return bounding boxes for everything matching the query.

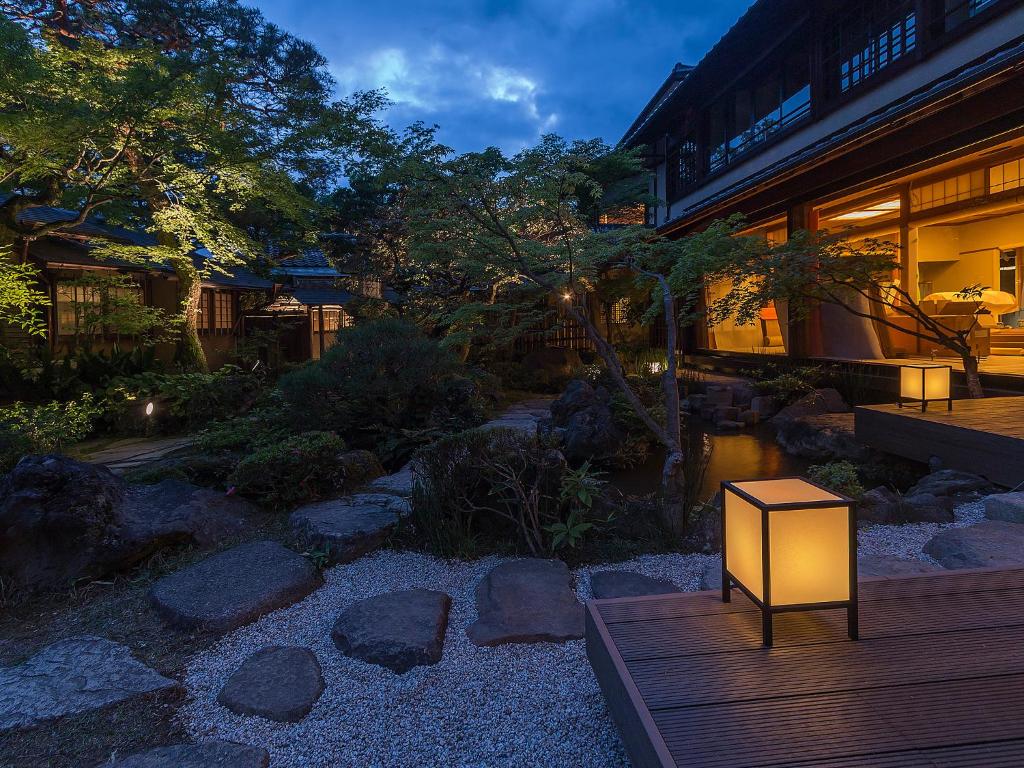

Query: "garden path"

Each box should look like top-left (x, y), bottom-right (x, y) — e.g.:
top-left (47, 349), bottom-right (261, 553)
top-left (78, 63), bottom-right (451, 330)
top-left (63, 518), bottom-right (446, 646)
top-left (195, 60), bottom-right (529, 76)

top-left (77, 436), bottom-right (193, 474)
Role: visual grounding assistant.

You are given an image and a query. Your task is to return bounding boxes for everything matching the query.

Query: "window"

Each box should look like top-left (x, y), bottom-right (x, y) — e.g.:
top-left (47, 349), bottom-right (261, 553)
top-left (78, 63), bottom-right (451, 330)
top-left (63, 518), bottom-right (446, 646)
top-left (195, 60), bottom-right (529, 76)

top-left (56, 279), bottom-right (143, 336)
top-left (930, 0), bottom-right (999, 34)
top-left (608, 298), bottom-right (630, 324)
top-left (990, 156), bottom-right (1024, 195)
top-left (999, 249), bottom-right (1017, 296)
top-left (56, 284), bottom-right (101, 336)
top-left (910, 170), bottom-right (985, 212)
top-left (312, 308), bottom-right (350, 333)
top-left (823, 1), bottom-right (917, 99)
top-left (196, 289), bottom-right (235, 333)
top-left (665, 138), bottom-right (698, 202)
top-left (705, 46), bottom-right (810, 173)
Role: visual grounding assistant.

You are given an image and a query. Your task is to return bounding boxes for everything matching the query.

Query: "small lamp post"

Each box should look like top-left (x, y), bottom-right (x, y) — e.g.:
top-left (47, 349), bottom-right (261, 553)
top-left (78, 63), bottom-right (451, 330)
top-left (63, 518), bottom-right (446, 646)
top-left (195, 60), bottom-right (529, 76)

top-left (721, 477), bottom-right (857, 647)
top-left (899, 363), bottom-right (952, 412)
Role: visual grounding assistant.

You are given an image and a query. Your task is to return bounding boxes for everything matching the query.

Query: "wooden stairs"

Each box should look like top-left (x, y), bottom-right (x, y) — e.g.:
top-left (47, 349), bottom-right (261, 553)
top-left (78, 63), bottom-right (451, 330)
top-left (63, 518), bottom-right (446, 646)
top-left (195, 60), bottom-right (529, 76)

top-left (991, 329), bottom-right (1024, 356)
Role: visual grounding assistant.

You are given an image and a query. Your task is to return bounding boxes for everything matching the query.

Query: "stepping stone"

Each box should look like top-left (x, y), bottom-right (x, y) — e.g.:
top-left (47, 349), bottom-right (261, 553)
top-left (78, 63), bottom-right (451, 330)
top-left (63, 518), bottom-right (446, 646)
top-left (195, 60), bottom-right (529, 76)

top-left (367, 464), bottom-right (417, 497)
top-left (149, 541), bottom-right (321, 635)
top-left (984, 492), bottom-right (1024, 524)
top-left (857, 554), bottom-right (941, 578)
top-left (290, 494), bottom-right (410, 564)
top-left (217, 646), bottom-right (323, 723)
top-left (332, 589), bottom-right (451, 674)
top-left (0, 636), bottom-right (179, 733)
top-left (923, 521), bottom-right (1024, 570)
top-left (96, 741), bottom-right (269, 767)
top-left (590, 570), bottom-right (681, 599)
top-left (699, 561), bottom-right (722, 591)
top-left (466, 559), bottom-right (584, 646)
top-left (908, 470), bottom-right (990, 498)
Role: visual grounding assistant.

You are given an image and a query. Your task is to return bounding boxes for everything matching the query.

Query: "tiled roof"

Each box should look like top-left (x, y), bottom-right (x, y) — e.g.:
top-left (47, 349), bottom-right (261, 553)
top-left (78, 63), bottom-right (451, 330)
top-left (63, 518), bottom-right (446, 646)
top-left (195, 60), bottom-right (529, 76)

top-left (289, 286), bottom-right (355, 307)
top-left (275, 249), bottom-right (343, 277)
top-left (12, 202), bottom-right (158, 246)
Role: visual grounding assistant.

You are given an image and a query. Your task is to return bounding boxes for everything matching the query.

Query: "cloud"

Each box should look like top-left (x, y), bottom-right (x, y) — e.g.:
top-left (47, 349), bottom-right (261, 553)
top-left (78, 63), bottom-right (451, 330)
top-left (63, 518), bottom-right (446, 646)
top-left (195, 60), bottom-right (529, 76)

top-left (333, 44), bottom-right (559, 142)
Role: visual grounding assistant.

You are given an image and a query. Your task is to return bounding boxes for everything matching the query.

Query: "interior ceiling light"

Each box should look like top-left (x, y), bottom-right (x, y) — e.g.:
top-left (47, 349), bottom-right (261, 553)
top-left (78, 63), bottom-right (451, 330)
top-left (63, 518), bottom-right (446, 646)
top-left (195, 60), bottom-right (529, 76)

top-left (831, 198), bottom-right (901, 221)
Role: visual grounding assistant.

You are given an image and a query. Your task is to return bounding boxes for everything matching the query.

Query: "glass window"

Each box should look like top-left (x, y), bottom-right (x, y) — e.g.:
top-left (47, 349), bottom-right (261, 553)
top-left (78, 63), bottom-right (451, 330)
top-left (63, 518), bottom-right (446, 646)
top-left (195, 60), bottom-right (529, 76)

top-left (196, 290), bottom-right (211, 331)
top-left (933, 0), bottom-right (998, 33)
top-left (56, 284), bottom-right (101, 336)
top-left (910, 170), bottom-right (985, 212)
top-left (990, 156), bottom-right (1024, 195)
top-left (823, 1), bottom-right (917, 99)
top-left (214, 291), bottom-right (234, 330)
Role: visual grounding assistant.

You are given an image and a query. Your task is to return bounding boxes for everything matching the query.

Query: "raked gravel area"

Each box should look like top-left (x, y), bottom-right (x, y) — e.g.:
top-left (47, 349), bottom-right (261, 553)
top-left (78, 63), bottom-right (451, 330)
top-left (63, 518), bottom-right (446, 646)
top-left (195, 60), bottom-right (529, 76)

top-left (179, 502), bottom-right (980, 768)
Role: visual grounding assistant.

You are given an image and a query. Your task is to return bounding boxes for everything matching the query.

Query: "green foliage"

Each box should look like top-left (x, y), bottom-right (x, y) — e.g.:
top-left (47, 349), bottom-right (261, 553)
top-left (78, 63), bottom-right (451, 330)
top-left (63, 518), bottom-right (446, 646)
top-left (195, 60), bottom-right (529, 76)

top-left (0, 249), bottom-right (49, 335)
top-left (407, 427), bottom-right (607, 558)
top-left (228, 431), bottom-right (347, 510)
top-left (0, 394), bottom-right (101, 472)
top-left (807, 461), bottom-right (865, 500)
top-left (278, 318), bottom-right (484, 459)
top-left (194, 409), bottom-right (287, 454)
top-left (753, 365), bottom-right (826, 405)
top-left (56, 273), bottom-right (168, 347)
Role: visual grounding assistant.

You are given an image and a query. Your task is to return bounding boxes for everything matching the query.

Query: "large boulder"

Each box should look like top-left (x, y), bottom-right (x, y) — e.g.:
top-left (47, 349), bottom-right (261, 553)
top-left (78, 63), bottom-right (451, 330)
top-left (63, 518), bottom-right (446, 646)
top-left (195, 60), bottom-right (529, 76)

top-left (984, 492), bottom-right (1024, 524)
top-left (0, 636), bottom-right (179, 733)
top-left (331, 589), bottom-right (451, 674)
top-left (923, 521), bottom-right (1024, 569)
top-left (590, 570), bottom-right (681, 599)
top-left (774, 413), bottom-right (869, 461)
top-left (561, 403), bottom-right (623, 464)
top-left (149, 541), bottom-right (322, 635)
top-left (857, 554), bottom-right (941, 578)
top-left (773, 388), bottom-right (848, 422)
top-left (857, 486), bottom-right (955, 526)
top-left (290, 493), bottom-right (409, 564)
top-left (466, 559), bottom-right (584, 646)
top-left (96, 742), bottom-right (269, 768)
top-left (0, 456), bottom-right (255, 592)
top-left (908, 470), bottom-right (991, 499)
top-left (550, 379), bottom-right (607, 425)
top-left (217, 646), bottom-right (323, 723)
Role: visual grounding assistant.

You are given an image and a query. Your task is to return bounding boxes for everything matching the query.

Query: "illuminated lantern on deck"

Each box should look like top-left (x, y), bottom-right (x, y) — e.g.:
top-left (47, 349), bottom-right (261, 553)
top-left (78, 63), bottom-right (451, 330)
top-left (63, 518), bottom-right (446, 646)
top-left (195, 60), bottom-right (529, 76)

top-left (899, 363), bottom-right (952, 412)
top-left (721, 477), bottom-right (858, 647)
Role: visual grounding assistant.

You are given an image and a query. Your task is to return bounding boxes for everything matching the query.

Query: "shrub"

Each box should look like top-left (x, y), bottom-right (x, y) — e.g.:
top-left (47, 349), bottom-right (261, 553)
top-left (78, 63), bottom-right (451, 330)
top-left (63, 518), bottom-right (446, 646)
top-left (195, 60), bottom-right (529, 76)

top-left (227, 431), bottom-right (347, 510)
top-left (0, 394), bottom-right (101, 472)
top-left (753, 364), bottom-right (825, 405)
top-left (278, 318), bottom-right (485, 457)
top-left (807, 460), bottom-right (865, 499)
top-left (194, 409), bottom-right (288, 454)
top-left (407, 427), bottom-right (606, 558)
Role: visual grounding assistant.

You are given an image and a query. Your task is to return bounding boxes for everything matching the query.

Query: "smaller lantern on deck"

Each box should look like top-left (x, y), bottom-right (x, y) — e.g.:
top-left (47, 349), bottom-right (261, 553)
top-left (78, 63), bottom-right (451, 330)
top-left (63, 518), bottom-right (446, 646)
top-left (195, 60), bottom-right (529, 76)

top-left (899, 363), bottom-right (952, 412)
top-left (721, 477), bottom-right (858, 647)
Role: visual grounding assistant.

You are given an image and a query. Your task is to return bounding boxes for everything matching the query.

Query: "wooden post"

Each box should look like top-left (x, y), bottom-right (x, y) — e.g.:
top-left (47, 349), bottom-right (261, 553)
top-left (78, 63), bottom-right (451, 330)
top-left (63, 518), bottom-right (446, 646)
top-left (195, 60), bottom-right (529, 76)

top-left (317, 305), bottom-right (325, 357)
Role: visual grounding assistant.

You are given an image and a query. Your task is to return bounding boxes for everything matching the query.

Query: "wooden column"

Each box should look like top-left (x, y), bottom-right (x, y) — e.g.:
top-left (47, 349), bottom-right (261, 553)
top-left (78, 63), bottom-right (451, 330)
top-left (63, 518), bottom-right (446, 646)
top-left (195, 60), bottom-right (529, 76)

top-left (317, 305), bottom-right (325, 357)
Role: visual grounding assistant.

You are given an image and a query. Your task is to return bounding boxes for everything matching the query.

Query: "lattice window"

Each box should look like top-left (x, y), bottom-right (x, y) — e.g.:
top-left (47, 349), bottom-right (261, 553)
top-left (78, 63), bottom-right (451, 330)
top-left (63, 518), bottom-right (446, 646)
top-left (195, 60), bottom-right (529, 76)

top-left (990, 157), bottom-right (1024, 195)
top-left (910, 170), bottom-right (985, 212)
top-left (823, 1), bottom-right (917, 98)
top-left (214, 291), bottom-right (234, 331)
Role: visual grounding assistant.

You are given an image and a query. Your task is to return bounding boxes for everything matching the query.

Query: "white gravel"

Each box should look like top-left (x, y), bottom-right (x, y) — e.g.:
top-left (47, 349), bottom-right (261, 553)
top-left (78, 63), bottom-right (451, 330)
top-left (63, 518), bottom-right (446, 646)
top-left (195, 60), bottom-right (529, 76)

top-left (179, 502), bottom-right (982, 768)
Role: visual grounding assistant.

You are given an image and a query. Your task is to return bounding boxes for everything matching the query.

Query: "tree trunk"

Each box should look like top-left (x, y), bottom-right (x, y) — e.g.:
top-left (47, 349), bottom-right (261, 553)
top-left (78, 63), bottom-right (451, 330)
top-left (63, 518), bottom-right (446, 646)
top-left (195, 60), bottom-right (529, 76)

top-left (962, 354), bottom-right (984, 398)
top-left (172, 258), bottom-right (208, 372)
top-left (660, 449), bottom-right (687, 536)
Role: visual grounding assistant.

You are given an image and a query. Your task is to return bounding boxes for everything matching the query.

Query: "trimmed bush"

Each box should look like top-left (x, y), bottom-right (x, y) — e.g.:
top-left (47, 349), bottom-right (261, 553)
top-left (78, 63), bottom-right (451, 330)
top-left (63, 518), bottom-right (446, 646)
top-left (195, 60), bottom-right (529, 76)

top-left (228, 431), bottom-right (347, 510)
top-left (277, 318), bottom-right (485, 460)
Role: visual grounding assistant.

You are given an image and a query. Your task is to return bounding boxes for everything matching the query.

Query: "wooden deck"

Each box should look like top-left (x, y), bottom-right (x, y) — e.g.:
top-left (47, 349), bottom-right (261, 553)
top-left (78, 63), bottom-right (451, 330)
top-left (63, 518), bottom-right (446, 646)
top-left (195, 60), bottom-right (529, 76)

top-left (854, 397), bottom-right (1024, 487)
top-left (586, 567), bottom-right (1024, 768)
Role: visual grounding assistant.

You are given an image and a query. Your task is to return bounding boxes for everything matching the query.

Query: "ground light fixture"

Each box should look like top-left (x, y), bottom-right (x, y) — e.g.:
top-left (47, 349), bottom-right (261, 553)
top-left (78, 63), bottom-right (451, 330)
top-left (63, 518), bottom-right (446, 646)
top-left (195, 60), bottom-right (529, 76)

top-left (721, 477), bottom-right (857, 647)
top-left (899, 363), bottom-right (952, 411)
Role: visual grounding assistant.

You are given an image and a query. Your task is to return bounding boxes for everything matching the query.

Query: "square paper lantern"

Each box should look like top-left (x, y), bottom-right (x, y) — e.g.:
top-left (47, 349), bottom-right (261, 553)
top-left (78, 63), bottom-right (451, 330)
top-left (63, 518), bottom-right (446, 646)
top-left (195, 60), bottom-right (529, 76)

top-left (899, 363), bottom-right (952, 412)
top-left (721, 477), bottom-right (857, 647)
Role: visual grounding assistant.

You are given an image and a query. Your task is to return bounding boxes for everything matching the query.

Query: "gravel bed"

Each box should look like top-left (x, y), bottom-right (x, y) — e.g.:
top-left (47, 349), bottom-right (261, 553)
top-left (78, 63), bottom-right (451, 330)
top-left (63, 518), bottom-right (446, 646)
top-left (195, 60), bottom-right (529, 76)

top-left (179, 502), bottom-right (983, 767)
top-left (857, 499), bottom-right (985, 565)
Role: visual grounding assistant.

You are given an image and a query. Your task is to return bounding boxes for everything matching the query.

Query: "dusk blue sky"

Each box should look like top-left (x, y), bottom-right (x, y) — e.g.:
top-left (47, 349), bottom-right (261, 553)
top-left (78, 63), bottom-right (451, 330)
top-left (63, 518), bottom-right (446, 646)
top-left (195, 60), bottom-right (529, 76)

top-left (251, 0), bottom-right (753, 154)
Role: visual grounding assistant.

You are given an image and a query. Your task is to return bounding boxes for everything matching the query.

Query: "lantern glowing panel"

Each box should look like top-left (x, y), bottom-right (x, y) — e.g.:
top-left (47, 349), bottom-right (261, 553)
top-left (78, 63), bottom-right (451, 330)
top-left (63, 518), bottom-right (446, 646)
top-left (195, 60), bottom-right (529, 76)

top-left (721, 478), bottom-right (858, 647)
top-left (899, 363), bottom-right (952, 411)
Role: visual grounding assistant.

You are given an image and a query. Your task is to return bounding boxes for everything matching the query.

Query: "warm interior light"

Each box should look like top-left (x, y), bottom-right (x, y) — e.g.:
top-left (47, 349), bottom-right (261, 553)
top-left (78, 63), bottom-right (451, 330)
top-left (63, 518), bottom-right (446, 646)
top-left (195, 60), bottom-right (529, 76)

top-left (831, 198), bottom-right (901, 221)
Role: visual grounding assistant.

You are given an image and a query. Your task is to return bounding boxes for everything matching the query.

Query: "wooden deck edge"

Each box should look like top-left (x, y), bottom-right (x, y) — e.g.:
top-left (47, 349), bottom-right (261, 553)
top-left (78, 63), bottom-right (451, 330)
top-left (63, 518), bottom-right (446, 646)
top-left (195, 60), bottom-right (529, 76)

top-left (585, 602), bottom-right (676, 768)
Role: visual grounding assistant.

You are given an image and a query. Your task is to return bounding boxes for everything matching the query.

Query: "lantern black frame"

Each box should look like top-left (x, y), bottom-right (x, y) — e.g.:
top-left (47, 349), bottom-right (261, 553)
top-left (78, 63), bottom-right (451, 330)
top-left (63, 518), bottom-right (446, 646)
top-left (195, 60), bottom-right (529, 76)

top-left (720, 477), bottom-right (858, 648)
top-left (898, 363), bottom-right (953, 412)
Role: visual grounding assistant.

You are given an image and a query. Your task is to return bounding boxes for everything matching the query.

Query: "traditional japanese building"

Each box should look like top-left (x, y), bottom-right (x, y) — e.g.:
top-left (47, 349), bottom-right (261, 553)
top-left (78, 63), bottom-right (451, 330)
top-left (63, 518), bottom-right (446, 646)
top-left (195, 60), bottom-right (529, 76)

top-left (622, 0), bottom-right (1024, 370)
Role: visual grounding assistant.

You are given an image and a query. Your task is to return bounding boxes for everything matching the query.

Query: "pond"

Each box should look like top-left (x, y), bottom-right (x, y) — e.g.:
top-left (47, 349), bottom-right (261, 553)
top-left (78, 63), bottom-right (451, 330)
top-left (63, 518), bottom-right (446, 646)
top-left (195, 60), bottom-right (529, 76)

top-left (608, 421), bottom-right (809, 504)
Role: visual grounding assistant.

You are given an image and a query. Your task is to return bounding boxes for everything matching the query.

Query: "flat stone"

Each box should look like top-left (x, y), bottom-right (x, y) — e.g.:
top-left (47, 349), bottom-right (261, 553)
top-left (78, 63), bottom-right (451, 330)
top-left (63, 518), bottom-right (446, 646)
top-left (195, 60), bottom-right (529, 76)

top-left (96, 741), bottom-right (269, 767)
top-left (290, 494), bottom-right (409, 564)
top-left (217, 646), bottom-right (323, 723)
top-left (366, 463), bottom-right (417, 497)
top-left (699, 561), bottom-right (722, 591)
top-left (149, 541), bottom-right (321, 634)
top-left (0, 636), bottom-right (179, 732)
top-left (773, 388), bottom-right (848, 422)
top-left (332, 589), bottom-right (451, 674)
top-left (858, 487), bottom-right (955, 525)
top-left (590, 570), bottom-right (681, 599)
top-left (858, 555), bottom-right (941, 578)
top-left (466, 559), bottom-right (584, 646)
top-left (716, 420), bottom-right (744, 431)
top-left (908, 470), bottom-right (990, 498)
top-left (923, 521), bottom-right (1024, 569)
top-left (984, 492), bottom-right (1024, 523)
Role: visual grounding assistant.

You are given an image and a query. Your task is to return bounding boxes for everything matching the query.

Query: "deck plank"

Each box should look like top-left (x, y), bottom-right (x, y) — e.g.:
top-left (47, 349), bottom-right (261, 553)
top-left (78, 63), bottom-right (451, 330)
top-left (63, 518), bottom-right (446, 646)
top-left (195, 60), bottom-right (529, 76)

top-left (586, 567), bottom-right (1024, 768)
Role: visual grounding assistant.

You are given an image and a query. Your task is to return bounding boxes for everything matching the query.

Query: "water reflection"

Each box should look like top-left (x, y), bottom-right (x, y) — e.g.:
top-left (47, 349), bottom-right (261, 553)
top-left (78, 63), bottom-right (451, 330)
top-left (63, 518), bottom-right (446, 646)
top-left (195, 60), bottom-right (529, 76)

top-left (609, 422), bottom-right (809, 502)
